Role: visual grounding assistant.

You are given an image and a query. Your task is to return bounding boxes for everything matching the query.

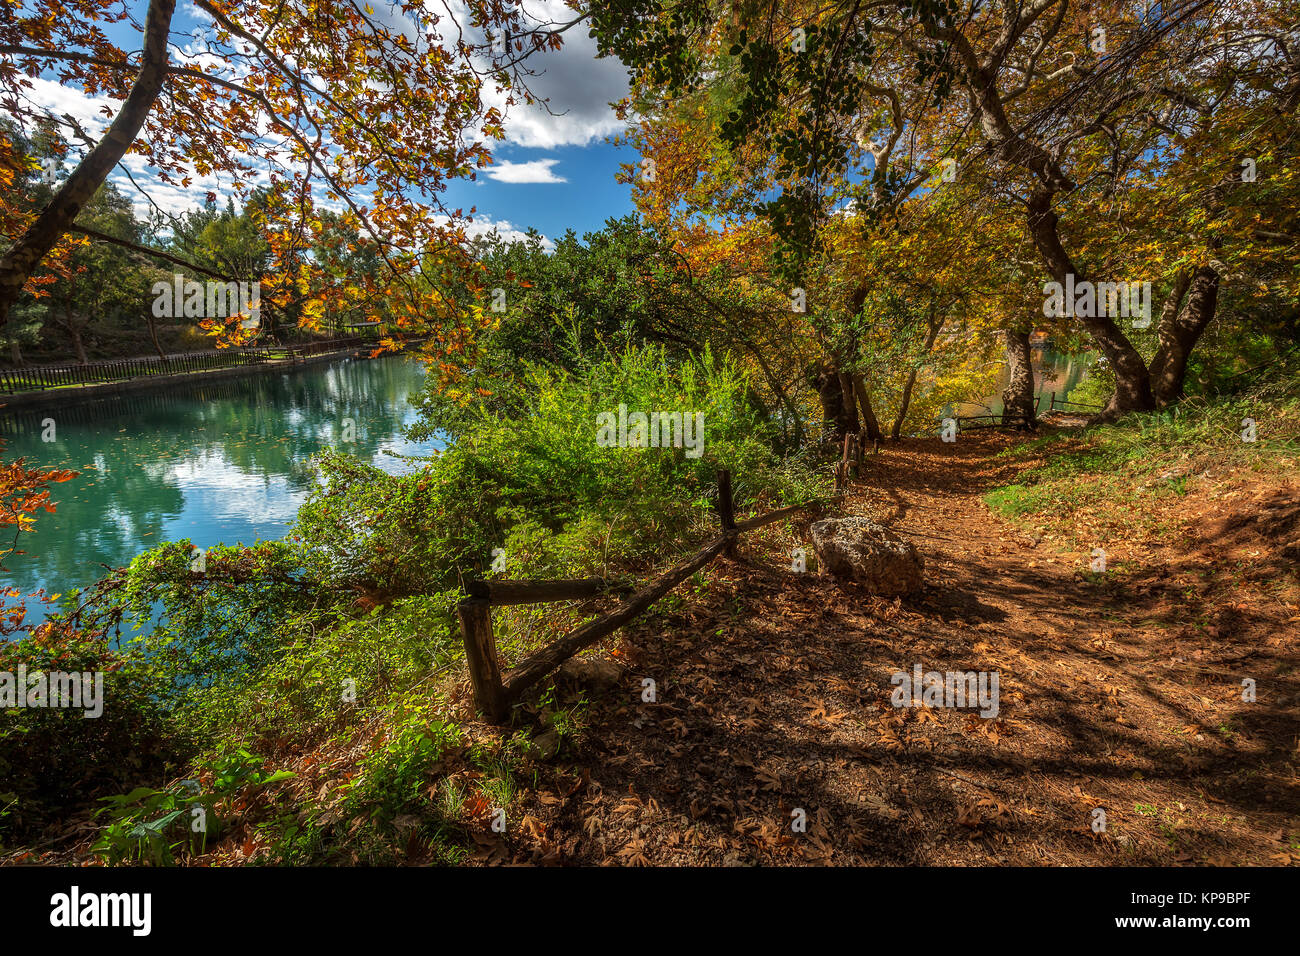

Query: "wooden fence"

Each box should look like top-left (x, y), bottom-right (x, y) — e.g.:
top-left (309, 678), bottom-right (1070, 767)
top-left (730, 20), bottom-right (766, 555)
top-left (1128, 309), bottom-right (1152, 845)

top-left (0, 337), bottom-right (364, 395)
top-left (459, 469), bottom-right (840, 722)
top-left (459, 395), bottom-right (1106, 719)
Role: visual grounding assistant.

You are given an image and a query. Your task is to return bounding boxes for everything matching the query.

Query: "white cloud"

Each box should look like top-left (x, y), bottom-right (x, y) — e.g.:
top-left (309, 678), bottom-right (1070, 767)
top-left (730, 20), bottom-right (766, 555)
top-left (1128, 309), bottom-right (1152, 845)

top-left (31, 76), bottom-right (557, 250)
top-left (26, 75), bottom-right (111, 138)
top-left (460, 213), bottom-right (554, 251)
top-left (449, 0), bottom-right (630, 149)
top-left (20, 77), bottom-right (226, 220)
top-left (485, 158), bottom-right (566, 183)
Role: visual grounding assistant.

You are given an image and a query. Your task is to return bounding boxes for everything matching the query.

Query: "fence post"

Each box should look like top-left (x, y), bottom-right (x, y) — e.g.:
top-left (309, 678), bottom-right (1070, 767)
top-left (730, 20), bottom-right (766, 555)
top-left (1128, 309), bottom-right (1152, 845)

top-left (836, 432), bottom-right (853, 491)
top-left (717, 469), bottom-right (737, 556)
top-left (458, 597), bottom-right (508, 723)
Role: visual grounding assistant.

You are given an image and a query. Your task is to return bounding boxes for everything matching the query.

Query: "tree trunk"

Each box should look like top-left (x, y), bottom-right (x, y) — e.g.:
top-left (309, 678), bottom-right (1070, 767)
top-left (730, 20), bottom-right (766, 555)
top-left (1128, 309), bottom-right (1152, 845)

top-left (67, 318), bottom-right (89, 365)
top-left (8, 338), bottom-right (22, 365)
top-left (837, 371), bottom-right (859, 435)
top-left (815, 365), bottom-right (855, 441)
top-left (1027, 190), bottom-right (1154, 418)
top-left (844, 284), bottom-right (884, 443)
top-left (891, 310), bottom-right (943, 440)
top-left (0, 0), bottom-right (176, 328)
top-left (853, 373), bottom-right (885, 442)
top-left (1001, 328), bottom-right (1036, 427)
top-left (1149, 265), bottom-right (1220, 407)
top-left (954, 46), bottom-right (1154, 419)
top-left (145, 309), bottom-right (167, 359)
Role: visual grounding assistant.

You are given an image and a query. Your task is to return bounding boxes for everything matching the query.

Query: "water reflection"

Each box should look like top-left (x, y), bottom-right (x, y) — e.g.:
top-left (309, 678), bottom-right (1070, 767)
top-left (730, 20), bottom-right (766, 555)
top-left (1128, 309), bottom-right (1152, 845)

top-left (960, 347), bottom-right (1095, 416)
top-left (1, 356), bottom-right (440, 625)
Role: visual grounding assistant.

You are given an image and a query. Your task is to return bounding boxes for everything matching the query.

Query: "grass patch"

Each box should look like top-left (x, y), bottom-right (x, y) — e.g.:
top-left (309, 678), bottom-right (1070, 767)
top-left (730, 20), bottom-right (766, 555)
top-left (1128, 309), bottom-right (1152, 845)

top-left (985, 384), bottom-right (1300, 546)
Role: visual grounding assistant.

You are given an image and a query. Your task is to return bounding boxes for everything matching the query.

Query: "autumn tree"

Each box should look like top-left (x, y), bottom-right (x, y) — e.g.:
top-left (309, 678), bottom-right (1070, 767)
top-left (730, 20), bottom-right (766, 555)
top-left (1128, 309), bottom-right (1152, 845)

top-left (0, 0), bottom-right (575, 354)
top-left (0, 438), bottom-right (75, 636)
top-left (588, 0), bottom-right (1300, 418)
top-left (615, 82), bottom-right (874, 443)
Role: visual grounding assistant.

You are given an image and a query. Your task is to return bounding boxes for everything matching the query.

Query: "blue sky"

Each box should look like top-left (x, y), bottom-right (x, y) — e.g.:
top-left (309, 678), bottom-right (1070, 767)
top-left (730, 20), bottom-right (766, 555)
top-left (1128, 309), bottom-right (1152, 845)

top-left (448, 141), bottom-right (637, 243)
top-left (30, 1), bottom-right (637, 246)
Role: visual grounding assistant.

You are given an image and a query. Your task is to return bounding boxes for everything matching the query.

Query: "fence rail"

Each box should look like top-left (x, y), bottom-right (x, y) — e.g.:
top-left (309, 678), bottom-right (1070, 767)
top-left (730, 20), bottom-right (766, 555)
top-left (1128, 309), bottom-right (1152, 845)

top-left (0, 337), bottom-right (365, 395)
top-left (951, 391), bottom-right (1105, 431)
top-left (1045, 391), bottom-right (1103, 412)
top-left (459, 470), bottom-right (841, 722)
top-left (951, 410), bottom-right (1035, 431)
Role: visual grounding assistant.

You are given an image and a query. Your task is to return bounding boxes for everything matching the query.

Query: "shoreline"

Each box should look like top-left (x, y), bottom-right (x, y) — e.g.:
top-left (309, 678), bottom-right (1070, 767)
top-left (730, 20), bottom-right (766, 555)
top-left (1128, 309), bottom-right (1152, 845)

top-left (0, 347), bottom-right (366, 413)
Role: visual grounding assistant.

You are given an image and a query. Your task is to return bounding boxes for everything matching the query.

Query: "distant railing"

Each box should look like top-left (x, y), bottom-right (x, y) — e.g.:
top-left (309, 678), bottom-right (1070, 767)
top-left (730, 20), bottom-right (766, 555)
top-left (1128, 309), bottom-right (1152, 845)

top-left (0, 337), bottom-right (364, 395)
top-left (950, 410), bottom-right (1035, 431)
top-left (949, 391), bottom-right (1105, 431)
top-left (289, 337), bottom-right (366, 359)
top-left (1044, 391), bottom-right (1103, 413)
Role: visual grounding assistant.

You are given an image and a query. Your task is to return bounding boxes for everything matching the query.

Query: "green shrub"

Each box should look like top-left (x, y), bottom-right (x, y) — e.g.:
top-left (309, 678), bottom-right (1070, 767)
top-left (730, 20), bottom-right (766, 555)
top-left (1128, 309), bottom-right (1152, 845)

top-left (0, 629), bottom-right (177, 837)
top-left (404, 343), bottom-right (826, 578)
top-left (20, 342), bottom-right (827, 860)
top-left (342, 697), bottom-right (462, 821)
top-left (91, 748), bottom-right (294, 866)
top-left (182, 591), bottom-right (465, 745)
top-left (1065, 358), bottom-right (1115, 409)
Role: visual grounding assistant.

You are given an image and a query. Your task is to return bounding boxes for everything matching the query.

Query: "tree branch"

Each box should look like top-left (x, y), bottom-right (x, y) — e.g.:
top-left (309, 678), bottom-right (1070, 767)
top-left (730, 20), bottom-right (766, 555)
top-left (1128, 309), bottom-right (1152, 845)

top-left (66, 224), bottom-right (235, 281)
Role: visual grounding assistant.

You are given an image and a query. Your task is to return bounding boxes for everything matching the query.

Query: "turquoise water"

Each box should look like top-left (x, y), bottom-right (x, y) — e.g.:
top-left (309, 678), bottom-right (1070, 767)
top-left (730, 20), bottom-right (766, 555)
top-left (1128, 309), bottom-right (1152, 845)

top-left (1, 355), bottom-right (440, 628)
top-left (961, 347), bottom-right (1096, 416)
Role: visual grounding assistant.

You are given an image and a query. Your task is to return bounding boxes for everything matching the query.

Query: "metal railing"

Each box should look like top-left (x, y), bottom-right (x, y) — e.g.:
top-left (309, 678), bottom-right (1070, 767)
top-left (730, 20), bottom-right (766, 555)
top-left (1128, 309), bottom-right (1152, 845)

top-left (0, 338), bottom-right (364, 395)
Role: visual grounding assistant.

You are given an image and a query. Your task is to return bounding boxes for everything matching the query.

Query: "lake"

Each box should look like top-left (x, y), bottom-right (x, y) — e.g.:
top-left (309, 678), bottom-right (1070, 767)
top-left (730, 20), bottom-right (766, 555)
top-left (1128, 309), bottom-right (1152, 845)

top-left (958, 346), bottom-right (1095, 416)
top-left (1, 355), bottom-right (440, 629)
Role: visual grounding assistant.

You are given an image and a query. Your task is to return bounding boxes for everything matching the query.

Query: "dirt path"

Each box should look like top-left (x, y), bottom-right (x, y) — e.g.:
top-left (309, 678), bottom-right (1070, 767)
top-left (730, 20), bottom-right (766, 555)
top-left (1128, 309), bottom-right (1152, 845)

top-left (495, 435), bottom-right (1299, 866)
